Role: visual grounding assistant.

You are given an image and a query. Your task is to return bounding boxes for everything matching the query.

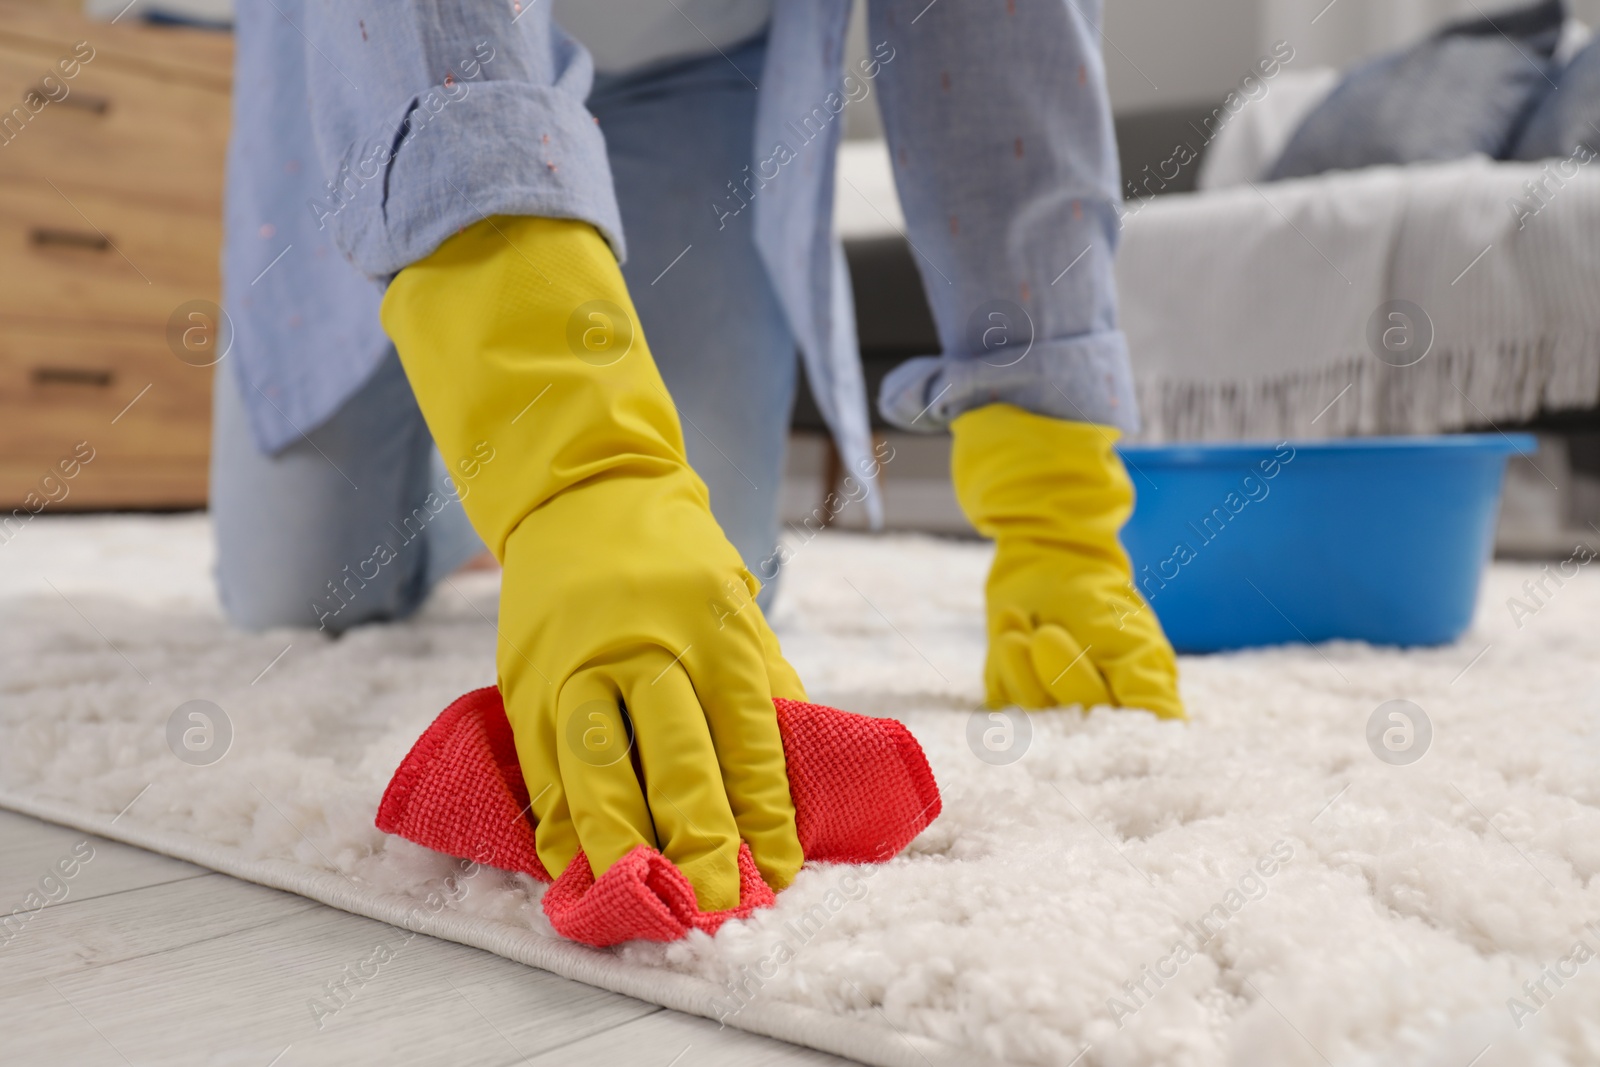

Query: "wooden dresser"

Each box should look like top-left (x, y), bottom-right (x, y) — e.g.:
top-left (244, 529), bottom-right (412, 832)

top-left (0, 3), bottom-right (230, 510)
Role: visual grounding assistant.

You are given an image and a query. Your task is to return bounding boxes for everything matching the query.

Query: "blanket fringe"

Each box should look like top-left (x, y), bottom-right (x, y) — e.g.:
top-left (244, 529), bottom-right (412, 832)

top-left (1133, 332), bottom-right (1600, 442)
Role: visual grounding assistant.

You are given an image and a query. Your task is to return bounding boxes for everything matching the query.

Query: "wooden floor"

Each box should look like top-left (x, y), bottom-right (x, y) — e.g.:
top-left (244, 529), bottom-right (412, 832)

top-left (0, 809), bottom-right (856, 1067)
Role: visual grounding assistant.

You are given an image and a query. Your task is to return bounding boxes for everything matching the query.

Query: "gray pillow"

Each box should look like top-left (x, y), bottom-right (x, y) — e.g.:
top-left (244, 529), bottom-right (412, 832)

top-left (1513, 34), bottom-right (1600, 158)
top-left (1267, 0), bottom-right (1565, 181)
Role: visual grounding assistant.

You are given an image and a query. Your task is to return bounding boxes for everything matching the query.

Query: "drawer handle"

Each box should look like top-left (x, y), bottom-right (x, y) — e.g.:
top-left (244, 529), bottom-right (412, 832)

top-left (32, 366), bottom-right (114, 388)
top-left (52, 90), bottom-right (111, 115)
top-left (30, 227), bottom-right (111, 251)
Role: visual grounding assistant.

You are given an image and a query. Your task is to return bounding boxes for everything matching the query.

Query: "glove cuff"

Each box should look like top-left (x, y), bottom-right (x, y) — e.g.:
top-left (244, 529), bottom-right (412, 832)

top-left (950, 403), bottom-right (1131, 543)
top-left (383, 215), bottom-right (699, 559)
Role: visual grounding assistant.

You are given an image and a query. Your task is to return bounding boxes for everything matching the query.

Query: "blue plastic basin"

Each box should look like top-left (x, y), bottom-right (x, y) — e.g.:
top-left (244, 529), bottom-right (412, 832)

top-left (1116, 434), bottom-right (1532, 652)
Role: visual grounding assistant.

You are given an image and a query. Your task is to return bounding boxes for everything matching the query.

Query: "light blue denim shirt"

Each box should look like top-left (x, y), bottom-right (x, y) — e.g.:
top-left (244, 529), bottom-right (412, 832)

top-left (224, 0), bottom-right (1136, 483)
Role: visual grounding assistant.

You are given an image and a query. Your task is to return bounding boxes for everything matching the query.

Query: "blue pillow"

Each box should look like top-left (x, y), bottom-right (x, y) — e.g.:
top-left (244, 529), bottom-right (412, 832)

top-left (1267, 0), bottom-right (1565, 181)
top-left (1514, 33), bottom-right (1600, 158)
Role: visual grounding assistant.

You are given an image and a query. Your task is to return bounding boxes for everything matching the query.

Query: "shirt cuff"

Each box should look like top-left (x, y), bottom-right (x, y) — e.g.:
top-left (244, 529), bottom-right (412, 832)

top-left (877, 328), bottom-right (1139, 433)
top-left (321, 83), bottom-right (625, 278)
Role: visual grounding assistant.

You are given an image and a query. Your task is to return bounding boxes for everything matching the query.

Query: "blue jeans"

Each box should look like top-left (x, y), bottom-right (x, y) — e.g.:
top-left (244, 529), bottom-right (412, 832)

top-left (212, 37), bottom-right (795, 631)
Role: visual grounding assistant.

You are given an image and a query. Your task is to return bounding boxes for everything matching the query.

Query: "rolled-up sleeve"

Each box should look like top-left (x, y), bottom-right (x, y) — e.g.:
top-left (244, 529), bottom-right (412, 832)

top-left (868, 0), bottom-right (1137, 433)
top-left (300, 0), bottom-right (624, 277)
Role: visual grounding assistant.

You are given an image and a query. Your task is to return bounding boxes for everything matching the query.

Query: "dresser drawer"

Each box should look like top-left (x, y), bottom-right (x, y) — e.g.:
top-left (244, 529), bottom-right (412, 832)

top-left (0, 451), bottom-right (208, 511)
top-left (0, 3), bottom-right (227, 512)
top-left (0, 177), bottom-right (220, 327)
top-left (0, 322), bottom-right (211, 509)
top-left (0, 39), bottom-right (229, 212)
top-left (0, 4), bottom-right (232, 86)
top-left (0, 447), bottom-right (208, 511)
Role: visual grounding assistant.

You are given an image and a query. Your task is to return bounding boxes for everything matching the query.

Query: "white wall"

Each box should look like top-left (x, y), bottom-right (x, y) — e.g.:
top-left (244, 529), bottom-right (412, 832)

top-left (1102, 0), bottom-right (1263, 112)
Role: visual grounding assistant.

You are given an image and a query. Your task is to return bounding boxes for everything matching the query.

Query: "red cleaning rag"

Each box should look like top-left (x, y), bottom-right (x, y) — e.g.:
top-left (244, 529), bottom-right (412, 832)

top-left (376, 687), bottom-right (940, 946)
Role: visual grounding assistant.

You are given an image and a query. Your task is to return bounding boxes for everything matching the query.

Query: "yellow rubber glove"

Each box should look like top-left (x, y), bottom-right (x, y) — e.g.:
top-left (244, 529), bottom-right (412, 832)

top-left (950, 404), bottom-right (1184, 720)
top-left (382, 216), bottom-right (806, 910)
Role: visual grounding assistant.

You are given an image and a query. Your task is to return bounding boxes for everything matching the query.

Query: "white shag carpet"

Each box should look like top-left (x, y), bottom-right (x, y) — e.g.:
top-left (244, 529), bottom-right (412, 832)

top-left (3, 515), bottom-right (1599, 1067)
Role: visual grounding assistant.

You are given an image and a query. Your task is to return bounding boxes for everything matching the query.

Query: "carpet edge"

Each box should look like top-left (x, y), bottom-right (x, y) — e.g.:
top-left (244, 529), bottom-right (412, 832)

top-left (0, 790), bottom-right (981, 1067)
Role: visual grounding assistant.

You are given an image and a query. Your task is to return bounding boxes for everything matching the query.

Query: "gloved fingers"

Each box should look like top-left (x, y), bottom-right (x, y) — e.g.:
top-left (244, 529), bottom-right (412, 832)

top-left (989, 627), bottom-right (1056, 709)
top-left (619, 652), bottom-right (744, 911)
top-left (553, 670), bottom-right (658, 887)
top-left (1050, 573), bottom-right (1186, 720)
top-left (749, 599), bottom-right (808, 702)
top-left (501, 675), bottom-right (583, 881)
top-left (1098, 644), bottom-right (1186, 721)
top-left (529, 784), bottom-right (581, 883)
top-left (1031, 623), bottom-right (1114, 710)
top-left (688, 611), bottom-right (804, 894)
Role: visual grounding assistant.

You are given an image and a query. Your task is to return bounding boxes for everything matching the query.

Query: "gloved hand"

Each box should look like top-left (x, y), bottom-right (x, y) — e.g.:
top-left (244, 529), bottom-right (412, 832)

top-left (382, 216), bottom-right (806, 910)
top-left (950, 404), bottom-right (1184, 719)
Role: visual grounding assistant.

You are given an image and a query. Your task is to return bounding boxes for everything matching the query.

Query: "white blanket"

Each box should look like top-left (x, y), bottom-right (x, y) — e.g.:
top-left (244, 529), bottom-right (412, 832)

top-left (1121, 156), bottom-right (1600, 442)
top-left (835, 141), bottom-right (1600, 442)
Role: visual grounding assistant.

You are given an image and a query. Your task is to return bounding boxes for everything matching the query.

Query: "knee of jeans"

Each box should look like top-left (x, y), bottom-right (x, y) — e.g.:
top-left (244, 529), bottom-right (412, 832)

top-left (215, 561), bottom-right (331, 632)
top-left (215, 545), bottom-right (429, 633)
top-left (215, 573), bottom-right (321, 632)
